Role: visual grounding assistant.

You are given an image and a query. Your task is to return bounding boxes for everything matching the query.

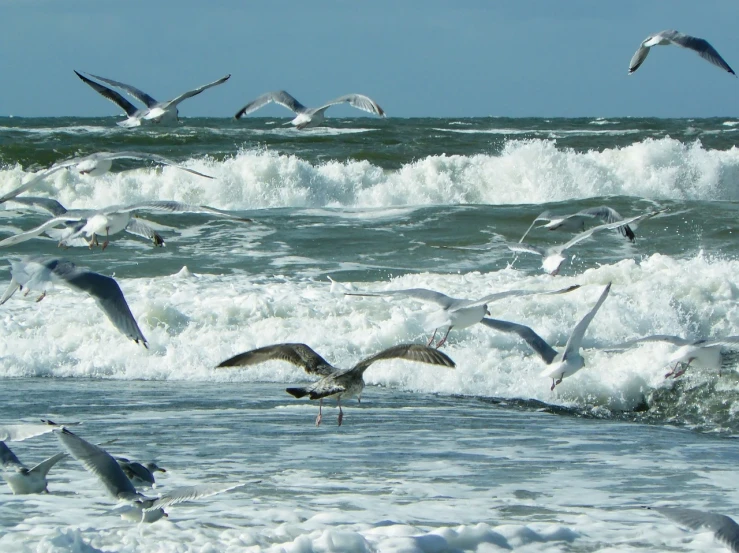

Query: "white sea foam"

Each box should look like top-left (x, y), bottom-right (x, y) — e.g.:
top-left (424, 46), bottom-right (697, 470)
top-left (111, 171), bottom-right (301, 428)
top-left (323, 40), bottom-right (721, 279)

top-left (0, 253), bottom-right (736, 413)
top-left (1, 138), bottom-right (738, 211)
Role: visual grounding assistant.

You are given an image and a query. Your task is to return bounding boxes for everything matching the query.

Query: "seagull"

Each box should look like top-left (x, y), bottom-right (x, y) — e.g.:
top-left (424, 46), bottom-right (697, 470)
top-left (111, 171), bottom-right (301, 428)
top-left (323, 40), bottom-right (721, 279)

top-left (54, 427), bottom-right (242, 523)
top-left (116, 458), bottom-right (166, 489)
top-left (0, 441), bottom-right (66, 494)
top-left (650, 506), bottom-right (739, 552)
top-left (0, 200), bottom-right (251, 250)
top-left (217, 343), bottom-right (455, 426)
top-left (346, 285), bottom-right (579, 348)
top-left (508, 211), bottom-right (660, 275)
top-left (0, 256), bottom-right (148, 347)
top-left (609, 335), bottom-right (739, 378)
top-left (75, 71), bottom-right (231, 127)
top-left (0, 151), bottom-right (213, 205)
top-left (234, 90), bottom-right (386, 129)
top-left (481, 283), bottom-right (612, 390)
top-left (629, 30), bottom-right (736, 76)
top-left (519, 206), bottom-right (636, 244)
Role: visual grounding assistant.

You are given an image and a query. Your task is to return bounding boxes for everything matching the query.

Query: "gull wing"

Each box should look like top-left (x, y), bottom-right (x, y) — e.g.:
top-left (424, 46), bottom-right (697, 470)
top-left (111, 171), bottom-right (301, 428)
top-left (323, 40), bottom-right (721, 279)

top-left (115, 201), bottom-right (250, 222)
top-left (347, 288), bottom-right (458, 310)
top-left (148, 483), bottom-right (244, 511)
top-left (669, 32), bottom-right (736, 75)
top-left (95, 151), bottom-right (213, 179)
top-left (49, 259), bottom-right (148, 347)
top-left (29, 451), bottom-right (67, 478)
top-left (562, 283), bottom-right (611, 359)
top-left (481, 317), bottom-right (558, 364)
top-left (576, 206), bottom-right (635, 241)
top-left (216, 343), bottom-right (336, 376)
top-left (519, 210), bottom-right (552, 243)
top-left (628, 43), bottom-right (651, 74)
top-left (234, 90), bottom-right (308, 119)
top-left (160, 74), bottom-right (231, 109)
top-left (0, 166), bottom-right (68, 204)
top-left (318, 94), bottom-right (386, 117)
top-left (507, 242), bottom-right (546, 257)
top-left (74, 71), bottom-right (140, 117)
top-left (0, 442), bottom-right (23, 468)
top-left (607, 334), bottom-right (693, 351)
top-left (351, 343), bottom-right (455, 375)
top-left (0, 216), bottom-right (83, 247)
top-left (86, 74), bottom-right (159, 108)
top-left (559, 211), bottom-right (658, 253)
top-left (6, 197), bottom-right (69, 217)
top-left (0, 277), bottom-right (21, 306)
top-left (54, 427), bottom-right (139, 500)
top-left (698, 336), bottom-right (739, 349)
top-left (0, 423), bottom-right (59, 442)
top-left (124, 218), bottom-right (165, 246)
top-left (653, 507), bottom-right (739, 553)
top-left (462, 285), bottom-right (580, 309)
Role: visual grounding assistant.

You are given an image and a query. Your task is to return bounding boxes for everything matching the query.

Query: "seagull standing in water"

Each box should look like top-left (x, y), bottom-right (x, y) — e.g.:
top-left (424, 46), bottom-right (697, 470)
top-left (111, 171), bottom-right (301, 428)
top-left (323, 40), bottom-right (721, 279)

top-left (75, 71), bottom-right (231, 127)
top-left (481, 283), bottom-right (612, 390)
top-left (519, 206), bottom-right (637, 243)
top-left (346, 285), bottom-right (579, 348)
top-left (234, 90), bottom-right (386, 129)
top-left (0, 441), bottom-right (66, 494)
top-left (609, 335), bottom-right (739, 378)
top-left (0, 257), bottom-right (148, 347)
top-left (54, 427), bottom-right (242, 523)
top-left (628, 30), bottom-right (736, 76)
top-left (0, 151), bottom-right (212, 205)
top-left (217, 343), bottom-right (455, 426)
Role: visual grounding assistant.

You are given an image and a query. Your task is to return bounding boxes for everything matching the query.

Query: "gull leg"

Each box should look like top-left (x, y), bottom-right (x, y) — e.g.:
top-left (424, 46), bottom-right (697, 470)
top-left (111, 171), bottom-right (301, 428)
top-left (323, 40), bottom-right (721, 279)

top-left (551, 373), bottom-right (565, 391)
top-left (550, 379), bottom-right (556, 391)
top-left (337, 398), bottom-right (343, 426)
top-left (435, 326), bottom-right (453, 348)
top-left (101, 228), bottom-right (110, 251)
top-left (35, 291), bottom-right (46, 303)
top-left (672, 360), bottom-right (693, 379)
top-left (315, 399), bottom-right (323, 427)
top-left (426, 328), bottom-right (438, 347)
top-left (664, 362), bottom-right (680, 379)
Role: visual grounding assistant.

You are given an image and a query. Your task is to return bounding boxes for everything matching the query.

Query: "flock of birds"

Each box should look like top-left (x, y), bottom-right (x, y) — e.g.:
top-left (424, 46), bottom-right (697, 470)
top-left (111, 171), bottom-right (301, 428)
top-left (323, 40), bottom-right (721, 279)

top-left (1, 27), bottom-right (738, 551)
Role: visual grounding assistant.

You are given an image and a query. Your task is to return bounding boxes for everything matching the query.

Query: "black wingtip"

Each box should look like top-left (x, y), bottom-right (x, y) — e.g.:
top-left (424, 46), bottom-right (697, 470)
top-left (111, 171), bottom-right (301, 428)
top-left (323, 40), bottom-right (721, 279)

top-left (286, 387), bottom-right (309, 399)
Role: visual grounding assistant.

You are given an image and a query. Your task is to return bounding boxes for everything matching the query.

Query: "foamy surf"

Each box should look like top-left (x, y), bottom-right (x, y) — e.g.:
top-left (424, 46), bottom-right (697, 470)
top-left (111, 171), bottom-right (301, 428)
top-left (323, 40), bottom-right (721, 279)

top-left (2, 137), bottom-right (738, 210)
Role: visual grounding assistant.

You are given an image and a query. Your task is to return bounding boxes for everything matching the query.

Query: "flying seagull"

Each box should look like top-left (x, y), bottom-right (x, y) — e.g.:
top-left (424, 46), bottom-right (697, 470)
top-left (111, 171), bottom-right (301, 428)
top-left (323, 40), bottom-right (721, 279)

top-left (0, 256), bottom-right (148, 347)
top-left (608, 335), bottom-right (739, 378)
top-left (0, 200), bottom-right (251, 250)
top-left (650, 506), bottom-right (739, 552)
top-left (116, 458), bottom-right (166, 489)
top-left (519, 206), bottom-right (636, 244)
top-left (508, 211), bottom-right (660, 275)
top-left (481, 283), bottom-right (612, 390)
top-left (234, 90), bottom-right (386, 129)
top-left (346, 285), bottom-right (579, 348)
top-left (0, 151), bottom-right (213, 205)
top-left (0, 441), bottom-right (67, 494)
top-left (217, 343), bottom-right (455, 426)
top-left (629, 30), bottom-right (735, 76)
top-left (54, 427), bottom-right (242, 523)
top-left (75, 70), bottom-right (231, 127)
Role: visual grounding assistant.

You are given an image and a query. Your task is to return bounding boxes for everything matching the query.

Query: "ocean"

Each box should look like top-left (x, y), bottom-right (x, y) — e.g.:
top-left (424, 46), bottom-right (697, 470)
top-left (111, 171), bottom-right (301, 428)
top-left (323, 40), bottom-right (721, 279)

top-left (0, 115), bottom-right (738, 552)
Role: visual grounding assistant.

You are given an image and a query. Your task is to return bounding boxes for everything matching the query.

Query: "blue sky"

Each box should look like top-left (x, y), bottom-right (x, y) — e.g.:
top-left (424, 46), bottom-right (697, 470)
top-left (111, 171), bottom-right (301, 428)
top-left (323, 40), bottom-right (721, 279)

top-left (1, 0), bottom-right (737, 118)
